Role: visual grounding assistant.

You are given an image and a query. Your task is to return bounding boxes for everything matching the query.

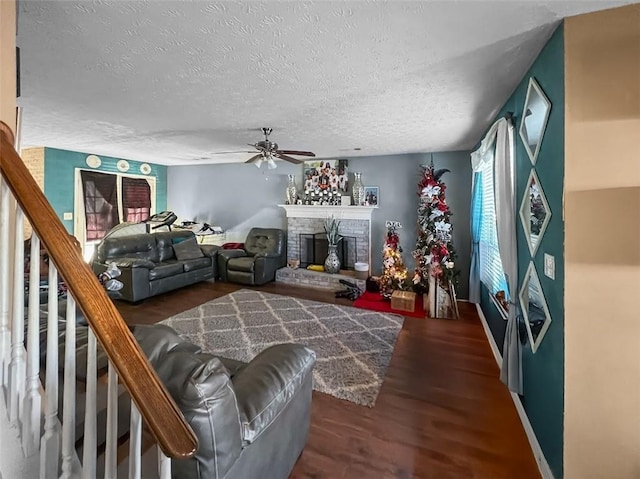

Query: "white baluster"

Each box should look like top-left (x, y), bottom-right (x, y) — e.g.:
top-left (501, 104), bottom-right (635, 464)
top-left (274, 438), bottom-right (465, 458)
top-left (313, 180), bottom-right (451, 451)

top-left (158, 447), bottom-right (171, 479)
top-left (60, 295), bottom-right (78, 479)
top-left (22, 233), bottom-right (42, 456)
top-left (40, 262), bottom-right (60, 479)
top-left (128, 401), bottom-right (142, 479)
top-left (81, 329), bottom-right (97, 479)
top-left (8, 207), bottom-right (25, 423)
top-left (104, 362), bottom-right (118, 479)
top-left (0, 180), bottom-right (10, 391)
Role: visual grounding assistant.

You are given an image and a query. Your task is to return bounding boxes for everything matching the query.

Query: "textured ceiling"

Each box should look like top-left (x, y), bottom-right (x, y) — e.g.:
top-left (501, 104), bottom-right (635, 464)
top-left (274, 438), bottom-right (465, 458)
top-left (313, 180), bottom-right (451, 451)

top-left (16, 0), bottom-right (634, 165)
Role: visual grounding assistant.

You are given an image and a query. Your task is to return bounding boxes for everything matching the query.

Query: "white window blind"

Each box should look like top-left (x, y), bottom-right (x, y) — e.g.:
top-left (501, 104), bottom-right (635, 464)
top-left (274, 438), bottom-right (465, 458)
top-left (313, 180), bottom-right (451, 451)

top-left (477, 150), bottom-right (509, 297)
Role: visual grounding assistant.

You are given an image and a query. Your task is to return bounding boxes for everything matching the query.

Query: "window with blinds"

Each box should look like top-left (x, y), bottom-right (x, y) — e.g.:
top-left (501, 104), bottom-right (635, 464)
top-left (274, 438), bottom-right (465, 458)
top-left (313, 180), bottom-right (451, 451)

top-left (475, 150), bottom-right (509, 299)
top-left (122, 177), bottom-right (151, 223)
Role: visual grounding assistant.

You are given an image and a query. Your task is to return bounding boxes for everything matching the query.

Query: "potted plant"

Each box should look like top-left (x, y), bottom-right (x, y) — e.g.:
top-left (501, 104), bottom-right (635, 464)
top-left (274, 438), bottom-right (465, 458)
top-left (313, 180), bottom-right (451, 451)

top-left (324, 215), bottom-right (342, 274)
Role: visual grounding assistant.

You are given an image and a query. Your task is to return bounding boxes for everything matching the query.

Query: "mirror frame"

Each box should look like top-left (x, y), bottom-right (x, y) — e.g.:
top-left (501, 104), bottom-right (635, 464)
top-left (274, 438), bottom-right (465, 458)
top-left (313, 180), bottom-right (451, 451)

top-left (519, 262), bottom-right (552, 353)
top-left (519, 169), bottom-right (551, 256)
top-left (519, 77), bottom-right (551, 165)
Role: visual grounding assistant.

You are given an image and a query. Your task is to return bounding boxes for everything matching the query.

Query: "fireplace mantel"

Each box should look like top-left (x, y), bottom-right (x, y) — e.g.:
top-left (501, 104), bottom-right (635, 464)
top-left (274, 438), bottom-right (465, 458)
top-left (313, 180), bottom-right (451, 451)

top-left (278, 205), bottom-right (375, 221)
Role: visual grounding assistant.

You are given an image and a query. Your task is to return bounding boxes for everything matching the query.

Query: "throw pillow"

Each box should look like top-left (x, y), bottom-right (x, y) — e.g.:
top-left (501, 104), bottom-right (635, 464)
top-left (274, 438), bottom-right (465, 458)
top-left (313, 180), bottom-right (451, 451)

top-left (172, 236), bottom-right (205, 261)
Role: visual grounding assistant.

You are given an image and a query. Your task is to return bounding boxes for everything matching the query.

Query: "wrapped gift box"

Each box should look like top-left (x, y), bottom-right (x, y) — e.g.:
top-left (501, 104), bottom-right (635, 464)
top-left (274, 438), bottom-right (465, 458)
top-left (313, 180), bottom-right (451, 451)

top-left (391, 290), bottom-right (416, 312)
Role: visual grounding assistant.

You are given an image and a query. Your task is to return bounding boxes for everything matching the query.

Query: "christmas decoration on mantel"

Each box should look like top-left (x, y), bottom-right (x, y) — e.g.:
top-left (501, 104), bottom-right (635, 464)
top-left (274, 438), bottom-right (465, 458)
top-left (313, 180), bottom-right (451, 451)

top-left (379, 221), bottom-right (411, 299)
top-left (412, 158), bottom-right (460, 319)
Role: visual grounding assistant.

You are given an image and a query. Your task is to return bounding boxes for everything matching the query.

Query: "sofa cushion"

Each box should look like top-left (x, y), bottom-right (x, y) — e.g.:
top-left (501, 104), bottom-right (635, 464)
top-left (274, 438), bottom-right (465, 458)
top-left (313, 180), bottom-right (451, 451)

top-left (244, 228), bottom-right (284, 257)
top-left (148, 261), bottom-right (184, 280)
top-left (182, 256), bottom-right (211, 272)
top-left (172, 236), bottom-right (205, 261)
top-left (228, 256), bottom-right (255, 273)
top-left (154, 230), bottom-right (197, 262)
top-left (97, 234), bottom-right (159, 263)
top-left (154, 351), bottom-right (243, 479)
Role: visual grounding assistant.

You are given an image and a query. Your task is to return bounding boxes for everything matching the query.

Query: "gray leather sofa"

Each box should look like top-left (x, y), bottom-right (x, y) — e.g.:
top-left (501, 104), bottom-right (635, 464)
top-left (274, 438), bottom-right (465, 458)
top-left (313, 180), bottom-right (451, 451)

top-left (218, 228), bottom-right (286, 286)
top-left (92, 231), bottom-right (220, 302)
top-left (135, 324), bottom-right (316, 479)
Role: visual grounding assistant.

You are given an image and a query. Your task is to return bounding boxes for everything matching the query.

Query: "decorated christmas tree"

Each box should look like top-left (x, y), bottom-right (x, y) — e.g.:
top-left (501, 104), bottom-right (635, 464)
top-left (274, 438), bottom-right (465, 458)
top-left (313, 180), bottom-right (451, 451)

top-left (412, 160), bottom-right (459, 293)
top-left (379, 221), bottom-right (410, 299)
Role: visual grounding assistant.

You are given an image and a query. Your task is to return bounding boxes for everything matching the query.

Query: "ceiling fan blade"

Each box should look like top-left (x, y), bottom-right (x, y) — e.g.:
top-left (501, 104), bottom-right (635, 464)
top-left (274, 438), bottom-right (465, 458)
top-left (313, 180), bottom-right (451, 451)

top-left (277, 150), bottom-right (316, 157)
top-left (245, 153), bottom-right (264, 164)
top-left (208, 150), bottom-right (256, 155)
top-left (274, 152), bottom-right (303, 165)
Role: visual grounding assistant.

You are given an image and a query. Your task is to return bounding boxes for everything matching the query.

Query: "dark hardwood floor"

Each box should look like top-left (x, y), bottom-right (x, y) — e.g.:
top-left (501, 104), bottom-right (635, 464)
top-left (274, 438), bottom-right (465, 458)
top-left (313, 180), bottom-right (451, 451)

top-left (116, 281), bottom-right (540, 479)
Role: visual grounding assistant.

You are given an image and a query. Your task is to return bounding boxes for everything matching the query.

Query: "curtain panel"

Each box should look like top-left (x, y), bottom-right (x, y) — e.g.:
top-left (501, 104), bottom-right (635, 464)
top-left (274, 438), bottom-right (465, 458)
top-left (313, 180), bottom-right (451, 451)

top-left (494, 119), bottom-right (521, 395)
top-left (80, 170), bottom-right (119, 241)
top-left (470, 117), bottom-right (521, 394)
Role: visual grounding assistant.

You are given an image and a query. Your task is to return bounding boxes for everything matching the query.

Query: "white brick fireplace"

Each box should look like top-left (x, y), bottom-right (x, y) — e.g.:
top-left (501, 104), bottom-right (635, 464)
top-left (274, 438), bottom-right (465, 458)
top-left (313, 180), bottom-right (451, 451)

top-left (278, 205), bottom-right (376, 270)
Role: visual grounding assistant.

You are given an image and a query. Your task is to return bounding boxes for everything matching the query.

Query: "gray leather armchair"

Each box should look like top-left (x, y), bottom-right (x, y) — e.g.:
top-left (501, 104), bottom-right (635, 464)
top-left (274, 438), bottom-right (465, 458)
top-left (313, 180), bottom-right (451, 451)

top-left (134, 324), bottom-right (316, 479)
top-left (218, 228), bottom-right (286, 285)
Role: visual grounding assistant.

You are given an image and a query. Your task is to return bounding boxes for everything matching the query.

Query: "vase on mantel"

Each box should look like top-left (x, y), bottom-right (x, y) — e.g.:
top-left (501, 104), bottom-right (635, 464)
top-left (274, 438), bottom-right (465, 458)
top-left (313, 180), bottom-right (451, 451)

top-left (285, 174), bottom-right (297, 205)
top-left (352, 172), bottom-right (365, 206)
top-left (324, 244), bottom-right (341, 274)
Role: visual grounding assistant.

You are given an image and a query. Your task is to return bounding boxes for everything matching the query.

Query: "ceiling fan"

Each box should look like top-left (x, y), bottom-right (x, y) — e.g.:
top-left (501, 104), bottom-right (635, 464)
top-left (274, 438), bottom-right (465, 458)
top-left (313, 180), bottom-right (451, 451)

top-left (206, 127), bottom-right (316, 169)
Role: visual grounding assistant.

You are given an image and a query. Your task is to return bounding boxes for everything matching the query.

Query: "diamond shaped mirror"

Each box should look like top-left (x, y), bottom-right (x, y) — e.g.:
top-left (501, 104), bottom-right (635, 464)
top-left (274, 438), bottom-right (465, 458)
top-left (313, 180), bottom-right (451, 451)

top-left (519, 78), bottom-right (551, 164)
top-left (519, 262), bottom-right (551, 353)
top-left (520, 170), bottom-right (551, 256)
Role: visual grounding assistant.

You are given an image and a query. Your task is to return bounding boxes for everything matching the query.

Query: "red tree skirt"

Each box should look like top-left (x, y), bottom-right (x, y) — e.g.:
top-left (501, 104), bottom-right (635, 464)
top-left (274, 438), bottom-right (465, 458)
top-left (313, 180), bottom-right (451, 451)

top-left (353, 291), bottom-right (425, 319)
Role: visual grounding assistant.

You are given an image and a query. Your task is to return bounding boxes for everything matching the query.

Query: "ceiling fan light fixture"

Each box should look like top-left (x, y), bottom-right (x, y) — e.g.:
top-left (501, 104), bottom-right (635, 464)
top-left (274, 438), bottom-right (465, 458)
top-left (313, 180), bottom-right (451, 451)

top-left (254, 157), bottom-right (264, 168)
top-left (267, 157), bottom-right (277, 170)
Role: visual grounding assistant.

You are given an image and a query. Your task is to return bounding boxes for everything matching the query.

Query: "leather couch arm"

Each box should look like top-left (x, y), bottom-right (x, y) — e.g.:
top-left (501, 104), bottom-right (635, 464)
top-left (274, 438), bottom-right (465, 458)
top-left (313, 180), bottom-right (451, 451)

top-left (199, 244), bottom-right (222, 258)
top-left (253, 254), bottom-right (286, 285)
top-left (254, 251), bottom-right (282, 259)
top-left (232, 344), bottom-right (316, 444)
top-left (217, 249), bottom-right (247, 282)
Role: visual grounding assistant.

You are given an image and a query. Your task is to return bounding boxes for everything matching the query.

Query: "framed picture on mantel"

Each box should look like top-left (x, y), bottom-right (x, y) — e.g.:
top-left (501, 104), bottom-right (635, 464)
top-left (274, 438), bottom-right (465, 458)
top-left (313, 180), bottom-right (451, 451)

top-left (364, 186), bottom-right (379, 207)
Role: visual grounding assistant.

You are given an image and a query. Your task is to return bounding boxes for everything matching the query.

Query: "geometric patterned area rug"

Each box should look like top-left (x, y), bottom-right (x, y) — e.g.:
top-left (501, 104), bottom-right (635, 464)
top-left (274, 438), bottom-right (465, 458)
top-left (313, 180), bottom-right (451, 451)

top-left (160, 289), bottom-right (404, 407)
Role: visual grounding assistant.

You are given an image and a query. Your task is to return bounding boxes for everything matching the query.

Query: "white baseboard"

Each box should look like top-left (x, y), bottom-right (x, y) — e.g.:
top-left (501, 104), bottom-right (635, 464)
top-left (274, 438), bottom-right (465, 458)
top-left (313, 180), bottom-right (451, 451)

top-left (475, 304), bottom-right (555, 479)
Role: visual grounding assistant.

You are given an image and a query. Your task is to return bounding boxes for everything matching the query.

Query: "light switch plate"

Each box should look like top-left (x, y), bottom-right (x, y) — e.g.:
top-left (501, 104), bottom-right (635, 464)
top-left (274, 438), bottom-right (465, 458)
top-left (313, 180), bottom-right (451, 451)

top-left (63, 212), bottom-right (73, 221)
top-left (544, 253), bottom-right (555, 280)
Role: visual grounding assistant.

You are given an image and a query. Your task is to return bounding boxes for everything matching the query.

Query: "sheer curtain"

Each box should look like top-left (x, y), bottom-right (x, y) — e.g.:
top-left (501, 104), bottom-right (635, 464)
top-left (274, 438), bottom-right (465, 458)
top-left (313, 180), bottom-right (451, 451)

top-left (494, 118), bottom-right (521, 394)
top-left (471, 117), bottom-right (521, 394)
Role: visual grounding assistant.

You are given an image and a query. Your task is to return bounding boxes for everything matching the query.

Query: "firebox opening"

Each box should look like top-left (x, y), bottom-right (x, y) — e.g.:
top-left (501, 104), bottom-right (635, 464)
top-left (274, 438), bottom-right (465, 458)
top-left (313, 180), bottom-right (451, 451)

top-left (299, 233), bottom-right (357, 270)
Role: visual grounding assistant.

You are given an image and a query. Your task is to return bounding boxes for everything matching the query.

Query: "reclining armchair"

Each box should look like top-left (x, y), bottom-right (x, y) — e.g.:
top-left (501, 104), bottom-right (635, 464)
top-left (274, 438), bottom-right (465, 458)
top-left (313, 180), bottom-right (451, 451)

top-left (218, 228), bottom-right (286, 286)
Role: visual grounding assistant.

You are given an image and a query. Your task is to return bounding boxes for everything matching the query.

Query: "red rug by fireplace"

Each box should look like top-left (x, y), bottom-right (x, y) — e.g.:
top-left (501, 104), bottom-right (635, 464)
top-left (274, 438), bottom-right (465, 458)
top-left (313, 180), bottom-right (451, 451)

top-left (353, 291), bottom-right (426, 319)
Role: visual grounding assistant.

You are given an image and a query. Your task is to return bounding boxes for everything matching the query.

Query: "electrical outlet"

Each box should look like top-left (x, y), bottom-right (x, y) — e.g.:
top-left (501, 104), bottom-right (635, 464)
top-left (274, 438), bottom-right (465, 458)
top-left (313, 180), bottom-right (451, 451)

top-left (544, 253), bottom-right (555, 280)
top-left (63, 212), bottom-right (73, 221)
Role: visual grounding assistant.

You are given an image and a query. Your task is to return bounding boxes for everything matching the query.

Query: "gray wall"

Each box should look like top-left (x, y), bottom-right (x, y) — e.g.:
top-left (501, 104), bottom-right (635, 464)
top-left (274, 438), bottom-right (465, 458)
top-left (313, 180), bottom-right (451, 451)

top-left (346, 151), bottom-right (472, 299)
top-left (167, 150), bottom-right (472, 299)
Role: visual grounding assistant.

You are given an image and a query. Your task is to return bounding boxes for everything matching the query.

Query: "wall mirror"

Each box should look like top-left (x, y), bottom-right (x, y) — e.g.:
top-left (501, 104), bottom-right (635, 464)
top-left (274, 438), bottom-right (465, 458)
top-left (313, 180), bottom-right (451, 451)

top-left (519, 77), bottom-right (551, 164)
top-left (519, 170), bottom-right (551, 256)
top-left (519, 262), bottom-right (551, 353)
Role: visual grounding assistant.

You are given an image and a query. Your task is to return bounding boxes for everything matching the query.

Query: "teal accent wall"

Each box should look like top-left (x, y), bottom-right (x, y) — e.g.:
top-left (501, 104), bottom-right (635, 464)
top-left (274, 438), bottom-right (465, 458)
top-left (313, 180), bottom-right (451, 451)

top-left (481, 25), bottom-right (565, 477)
top-left (44, 148), bottom-right (167, 233)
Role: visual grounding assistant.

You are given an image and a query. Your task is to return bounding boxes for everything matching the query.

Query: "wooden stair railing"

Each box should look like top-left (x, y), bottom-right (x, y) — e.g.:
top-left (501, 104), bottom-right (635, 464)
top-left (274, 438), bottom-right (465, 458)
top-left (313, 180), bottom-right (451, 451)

top-left (0, 122), bottom-right (198, 460)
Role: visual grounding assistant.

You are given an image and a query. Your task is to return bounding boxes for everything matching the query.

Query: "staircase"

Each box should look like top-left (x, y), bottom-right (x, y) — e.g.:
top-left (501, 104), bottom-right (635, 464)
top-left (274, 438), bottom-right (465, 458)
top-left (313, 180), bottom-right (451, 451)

top-left (0, 122), bottom-right (197, 477)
